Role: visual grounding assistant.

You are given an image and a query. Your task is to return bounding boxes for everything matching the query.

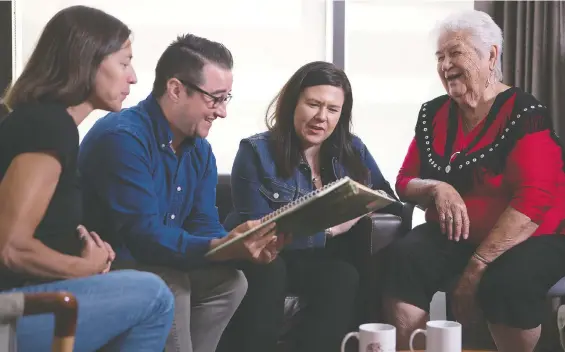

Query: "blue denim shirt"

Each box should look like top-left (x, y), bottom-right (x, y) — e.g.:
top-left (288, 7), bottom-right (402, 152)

top-left (78, 94), bottom-right (226, 269)
top-left (223, 131), bottom-right (397, 250)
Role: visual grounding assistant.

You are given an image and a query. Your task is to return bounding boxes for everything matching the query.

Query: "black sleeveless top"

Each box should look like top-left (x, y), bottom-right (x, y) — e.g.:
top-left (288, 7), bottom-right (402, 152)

top-left (0, 102), bottom-right (83, 290)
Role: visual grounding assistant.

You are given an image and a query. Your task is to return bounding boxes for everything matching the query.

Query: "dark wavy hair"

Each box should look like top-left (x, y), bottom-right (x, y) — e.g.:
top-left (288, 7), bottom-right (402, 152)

top-left (4, 5), bottom-right (131, 109)
top-left (152, 33), bottom-right (233, 98)
top-left (266, 61), bottom-right (368, 183)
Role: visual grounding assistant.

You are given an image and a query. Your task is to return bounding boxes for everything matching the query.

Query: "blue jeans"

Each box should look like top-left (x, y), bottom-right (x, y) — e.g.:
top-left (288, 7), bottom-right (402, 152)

top-left (5, 270), bottom-right (174, 351)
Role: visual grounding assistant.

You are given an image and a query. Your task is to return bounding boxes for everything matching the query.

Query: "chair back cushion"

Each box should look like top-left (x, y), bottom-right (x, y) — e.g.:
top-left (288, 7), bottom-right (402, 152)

top-left (216, 174), bottom-right (233, 223)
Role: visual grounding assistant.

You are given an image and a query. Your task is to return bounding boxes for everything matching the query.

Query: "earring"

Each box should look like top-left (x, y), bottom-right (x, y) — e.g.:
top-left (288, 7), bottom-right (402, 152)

top-left (485, 70), bottom-right (494, 87)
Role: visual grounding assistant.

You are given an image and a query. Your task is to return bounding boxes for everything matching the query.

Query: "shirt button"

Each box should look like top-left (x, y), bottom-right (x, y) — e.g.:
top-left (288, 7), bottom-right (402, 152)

top-left (170, 214), bottom-right (176, 220)
top-left (177, 186), bottom-right (182, 192)
top-left (161, 144), bottom-right (166, 149)
top-left (273, 193), bottom-right (279, 199)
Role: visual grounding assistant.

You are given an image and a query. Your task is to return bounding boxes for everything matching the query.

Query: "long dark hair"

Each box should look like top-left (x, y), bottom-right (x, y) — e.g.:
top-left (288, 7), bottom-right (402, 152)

top-left (266, 61), bottom-right (368, 184)
top-left (4, 5), bottom-right (131, 109)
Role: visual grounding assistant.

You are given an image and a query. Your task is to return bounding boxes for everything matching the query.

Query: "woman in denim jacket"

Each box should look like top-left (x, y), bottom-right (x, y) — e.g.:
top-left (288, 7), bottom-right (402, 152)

top-left (222, 61), bottom-right (397, 352)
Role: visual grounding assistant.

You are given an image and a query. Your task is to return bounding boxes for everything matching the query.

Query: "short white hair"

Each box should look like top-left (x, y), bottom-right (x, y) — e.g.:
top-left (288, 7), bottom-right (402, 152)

top-left (434, 10), bottom-right (504, 81)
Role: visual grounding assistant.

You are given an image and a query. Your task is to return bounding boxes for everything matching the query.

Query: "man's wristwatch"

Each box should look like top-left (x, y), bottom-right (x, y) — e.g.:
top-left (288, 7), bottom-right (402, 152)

top-left (325, 227), bottom-right (333, 238)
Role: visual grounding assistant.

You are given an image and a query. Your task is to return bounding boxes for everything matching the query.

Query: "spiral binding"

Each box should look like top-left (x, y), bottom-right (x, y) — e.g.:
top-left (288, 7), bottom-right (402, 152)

top-left (260, 177), bottom-right (348, 223)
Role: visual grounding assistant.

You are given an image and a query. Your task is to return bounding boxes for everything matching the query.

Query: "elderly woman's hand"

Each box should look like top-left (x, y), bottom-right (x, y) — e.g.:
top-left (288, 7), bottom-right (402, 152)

top-left (431, 182), bottom-right (470, 241)
top-left (451, 268), bottom-right (482, 324)
top-left (452, 257), bottom-right (487, 325)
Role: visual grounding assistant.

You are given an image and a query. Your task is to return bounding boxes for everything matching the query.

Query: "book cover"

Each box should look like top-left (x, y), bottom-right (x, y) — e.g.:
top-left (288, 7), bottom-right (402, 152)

top-left (206, 176), bottom-right (398, 257)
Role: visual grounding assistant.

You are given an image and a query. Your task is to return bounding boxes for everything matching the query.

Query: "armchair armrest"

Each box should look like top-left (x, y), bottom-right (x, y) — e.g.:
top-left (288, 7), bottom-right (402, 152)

top-left (356, 213), bottom-right (402, 255)
top-left (353, 202), bottom-right (416, 255)
top-left (0, 293), bottom-right (24, 324)
top-left (0, 291), bottom-right (78, 352)
top-left (25, 292), bottom-right (78, 349)
top-left (340, 202), bottom-right (415, 323)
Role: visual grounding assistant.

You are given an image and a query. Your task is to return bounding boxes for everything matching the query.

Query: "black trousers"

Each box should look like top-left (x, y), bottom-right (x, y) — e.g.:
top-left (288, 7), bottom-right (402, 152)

top-left (219, 245), bottom-right (359, 352)
top-left (382, 222), bottom-right (565, 329)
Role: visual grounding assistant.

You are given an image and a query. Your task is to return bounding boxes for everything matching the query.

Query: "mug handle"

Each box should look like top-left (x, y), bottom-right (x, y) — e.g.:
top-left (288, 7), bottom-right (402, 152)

top-left (409, 328), bottom-right (427, 352)
top-left (341, 331), bottom-right (359, 352)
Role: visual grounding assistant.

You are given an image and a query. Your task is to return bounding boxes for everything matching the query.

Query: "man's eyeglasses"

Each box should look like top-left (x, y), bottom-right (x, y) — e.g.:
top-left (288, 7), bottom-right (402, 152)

top-left (178, 78), bottom-right (232, 107)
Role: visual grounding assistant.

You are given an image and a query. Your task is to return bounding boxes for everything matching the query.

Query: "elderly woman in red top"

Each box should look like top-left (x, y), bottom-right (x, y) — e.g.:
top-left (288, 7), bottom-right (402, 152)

top-left (382, 10), bottom-right (565, 352)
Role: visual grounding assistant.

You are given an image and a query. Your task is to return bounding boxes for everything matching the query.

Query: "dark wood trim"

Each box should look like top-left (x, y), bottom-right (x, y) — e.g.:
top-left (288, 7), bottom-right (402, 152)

top-left (332, 0), bottom-right (345, 69)
top-left (23, 292), bottom-right (78, 338)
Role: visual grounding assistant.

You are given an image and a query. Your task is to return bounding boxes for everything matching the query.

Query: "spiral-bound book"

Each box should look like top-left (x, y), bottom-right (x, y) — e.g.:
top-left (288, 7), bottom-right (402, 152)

top-left (206, 176), bottom-right (398, 257)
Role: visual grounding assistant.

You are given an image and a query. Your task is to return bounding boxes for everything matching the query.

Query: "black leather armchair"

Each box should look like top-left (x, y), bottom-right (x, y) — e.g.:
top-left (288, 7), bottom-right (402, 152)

top-left (215, 174), bottom-right (413, 351)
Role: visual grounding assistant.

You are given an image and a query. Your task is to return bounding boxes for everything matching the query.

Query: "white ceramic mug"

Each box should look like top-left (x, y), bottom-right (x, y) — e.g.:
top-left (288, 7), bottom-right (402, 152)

top-left (409, 320), bottom-right (462, 352)
top-left (341, 323), bottom-right (396, 352)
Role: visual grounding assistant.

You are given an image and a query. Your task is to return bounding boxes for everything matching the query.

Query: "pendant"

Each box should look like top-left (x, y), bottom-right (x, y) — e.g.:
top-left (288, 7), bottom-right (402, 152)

top-left (450, 151), bottom-right (461, 163)
top-left (445, 165), bottom-right (451, 173)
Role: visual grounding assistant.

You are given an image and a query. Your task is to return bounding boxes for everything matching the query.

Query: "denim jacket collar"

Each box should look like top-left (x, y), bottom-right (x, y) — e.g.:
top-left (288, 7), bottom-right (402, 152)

top-left (298, 145), bottom-right (344, 180)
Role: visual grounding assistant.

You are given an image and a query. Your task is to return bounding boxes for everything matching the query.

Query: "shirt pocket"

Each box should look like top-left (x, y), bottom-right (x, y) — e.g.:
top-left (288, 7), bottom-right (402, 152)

top-left (259, 178), bottom-right (296, 211)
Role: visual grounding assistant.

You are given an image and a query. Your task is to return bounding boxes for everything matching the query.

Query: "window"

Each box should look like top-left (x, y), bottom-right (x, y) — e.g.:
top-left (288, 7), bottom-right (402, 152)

top-left (343, 0), bottom-right (474, 225)
top-left (12, 0), bottom-right (473, 194)
top-left (12, 0), bottom-right (329, 173)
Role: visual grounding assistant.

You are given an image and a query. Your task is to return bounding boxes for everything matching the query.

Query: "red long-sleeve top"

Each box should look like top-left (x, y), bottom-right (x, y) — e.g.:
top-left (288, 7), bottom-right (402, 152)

top-left (396, 88), bottom-right (565, 244)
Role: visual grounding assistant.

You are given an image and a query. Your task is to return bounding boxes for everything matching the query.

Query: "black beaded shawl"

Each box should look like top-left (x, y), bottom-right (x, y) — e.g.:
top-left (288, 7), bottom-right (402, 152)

top-left (414, 87), bottom-right (565, 194)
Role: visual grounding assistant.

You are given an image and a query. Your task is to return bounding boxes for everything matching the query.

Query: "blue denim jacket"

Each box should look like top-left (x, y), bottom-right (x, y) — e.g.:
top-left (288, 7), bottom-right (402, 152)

top-left (223, 131), bottom-right (396, 250)
top-left (78, 94), bottom-right (226, 269)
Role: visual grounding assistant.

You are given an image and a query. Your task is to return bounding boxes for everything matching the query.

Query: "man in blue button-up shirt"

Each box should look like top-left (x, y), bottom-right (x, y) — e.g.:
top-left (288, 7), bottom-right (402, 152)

top-left (78, 33), bottom-right (282, 352)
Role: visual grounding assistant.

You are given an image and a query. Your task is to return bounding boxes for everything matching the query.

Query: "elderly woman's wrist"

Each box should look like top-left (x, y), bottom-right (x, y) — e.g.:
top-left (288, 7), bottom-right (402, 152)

top-left (471, 252), bottom-right (491, 267)
top-left (428, 180), bottom-right (446, 199)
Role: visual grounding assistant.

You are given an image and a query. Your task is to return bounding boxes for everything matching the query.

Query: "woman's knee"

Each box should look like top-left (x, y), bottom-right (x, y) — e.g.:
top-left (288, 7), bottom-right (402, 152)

top-left (477, 267), bottom-right (512, 310)
top-left (385, 226), bottom-right (438, 269)
top-left (386, 236), bottom-right (414, 261)
top-left (105, 270), bottom-right (175, 315)
top-left (478, 263), bottom-right (539, 306)
top-left (382, 236), bottom-right (430, 290)
top-left (477, 266), bottom-right (544, 328)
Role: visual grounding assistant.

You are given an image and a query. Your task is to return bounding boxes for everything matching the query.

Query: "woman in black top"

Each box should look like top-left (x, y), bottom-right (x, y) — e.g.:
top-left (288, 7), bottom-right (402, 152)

top-left (0, 5), bottom-right (174, 351)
